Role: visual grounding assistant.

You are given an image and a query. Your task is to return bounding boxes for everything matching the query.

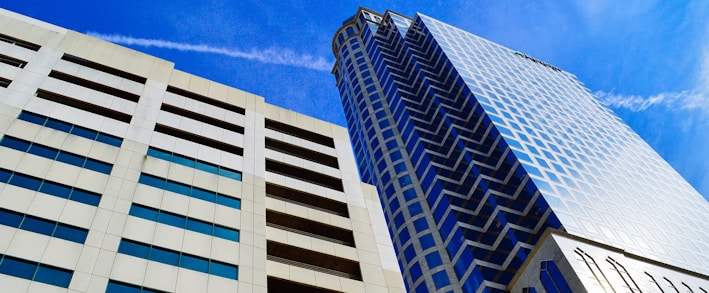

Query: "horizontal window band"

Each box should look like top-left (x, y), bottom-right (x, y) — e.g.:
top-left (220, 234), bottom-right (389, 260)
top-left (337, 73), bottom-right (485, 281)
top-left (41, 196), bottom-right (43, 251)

top-left (49, 70), bottom-right (141, 102)
top-left (17, 110), bottom-right (123, 147)
top-left (153, 124), bottom-right (243, 156)
top-left (265, 137), bottom-right (339, 169)
top-left (147, 147), bottom-right (241, 181)
top-left (138, 173), bottom-right (241, 210)
top-left (267, 240), bottom-right (361, 280)
top-left (160, 103), bottom-right (244, 134)
top-left (36, 89), bottom-right (132, 123)
top-left (1, 136), bottom-right (113, 174)
top-left (266, 209), bottom-right (354, 247)
top-left (106, 280), bottom-right (169, 293)
top-left (0, 168), bottom-right (102, 206)
top-left (0, 254), bottom-right (73, 288)
top-left (166, 85), bottom-right (245, 115)
top-left (0, 207), bottom-right (88, 243)
top-left (61, 54), bottom-right (146, 83)
top-left (130, 203), bottom-right (239, 242)
top-left (265, 119), bottom-right (335, 148)
top-left (118, 239), bottom-right (238, 279)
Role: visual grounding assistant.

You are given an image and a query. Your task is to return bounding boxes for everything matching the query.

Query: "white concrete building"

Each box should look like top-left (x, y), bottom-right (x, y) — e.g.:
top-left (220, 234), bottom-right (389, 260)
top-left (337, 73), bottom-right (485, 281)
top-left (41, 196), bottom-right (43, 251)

top-left (0, 8), bottom-right (405, 293)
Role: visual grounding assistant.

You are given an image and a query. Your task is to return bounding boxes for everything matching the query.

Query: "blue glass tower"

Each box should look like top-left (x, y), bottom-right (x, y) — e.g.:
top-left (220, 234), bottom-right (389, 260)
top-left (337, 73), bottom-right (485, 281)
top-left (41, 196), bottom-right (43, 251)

top-left (332, 8), bottom-right (709, 292)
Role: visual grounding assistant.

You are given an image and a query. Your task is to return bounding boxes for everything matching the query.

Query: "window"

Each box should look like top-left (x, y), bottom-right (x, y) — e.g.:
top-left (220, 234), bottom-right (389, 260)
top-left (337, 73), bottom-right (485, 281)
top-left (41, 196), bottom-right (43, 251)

top-left (147, 147), bottom-right (241, 181)
top-left (540, 260), bottom-right (571, 293)
top-left (1, 136), bottom-right (113, 174)
top-left (129, 204), bottom-right (239, 242)
top-left (0, 254), bottom-right (73, 287)
top-left (0, 168), bottom-right (101, 206)
top-left (106, 280), bottom-right (168, 293)
top-left (18, 111), bottom-right (123, 147)
top-left (0, 207), bottom-right (88, 243)
top-left (138, 173), bottom-right (240, 209)
top-left (118, 239), bottom-right (238, 279)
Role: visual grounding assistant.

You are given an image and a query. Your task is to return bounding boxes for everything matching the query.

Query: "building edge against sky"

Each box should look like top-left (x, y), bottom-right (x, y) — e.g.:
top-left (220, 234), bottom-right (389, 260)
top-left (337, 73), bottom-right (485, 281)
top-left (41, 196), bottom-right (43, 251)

top-left (331, 7), bottom-right (709, 292)
top-left (0, 8), bottom-right (406, 293)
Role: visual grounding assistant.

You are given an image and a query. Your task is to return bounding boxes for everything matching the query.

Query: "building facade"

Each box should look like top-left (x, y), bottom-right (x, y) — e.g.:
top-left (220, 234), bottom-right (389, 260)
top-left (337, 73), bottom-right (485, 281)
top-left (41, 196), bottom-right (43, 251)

top-left (0, 8), bottom-right (405, 293)
top-left (332, 8), bottom-right (709, 293)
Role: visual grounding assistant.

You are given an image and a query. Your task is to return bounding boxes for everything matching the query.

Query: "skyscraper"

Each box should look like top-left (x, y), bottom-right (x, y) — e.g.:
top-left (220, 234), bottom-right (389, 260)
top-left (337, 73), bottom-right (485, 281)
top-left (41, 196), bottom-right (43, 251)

top-left (332, 8), bottom-right (709, 292)
top-left (0, 8), bottom-right (405, 293)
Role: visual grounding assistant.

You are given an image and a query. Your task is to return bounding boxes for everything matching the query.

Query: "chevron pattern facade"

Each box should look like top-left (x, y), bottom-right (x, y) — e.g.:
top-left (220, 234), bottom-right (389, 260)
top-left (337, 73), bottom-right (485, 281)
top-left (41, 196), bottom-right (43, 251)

top-left (332, 8), bottom-right (709, 293)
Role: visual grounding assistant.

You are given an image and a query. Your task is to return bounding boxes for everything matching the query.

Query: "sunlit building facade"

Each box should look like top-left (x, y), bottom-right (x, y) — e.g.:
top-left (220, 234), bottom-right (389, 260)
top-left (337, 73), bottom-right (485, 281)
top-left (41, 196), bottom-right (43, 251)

top-left (332, 8), bottom-right (709, 292)
top-left (0, 8), bottom-right (406, 293)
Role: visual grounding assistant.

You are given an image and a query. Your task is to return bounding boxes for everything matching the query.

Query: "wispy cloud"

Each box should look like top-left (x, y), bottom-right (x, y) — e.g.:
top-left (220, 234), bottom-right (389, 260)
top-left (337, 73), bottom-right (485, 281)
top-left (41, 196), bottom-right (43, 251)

top-left (87, 32), bottom-right (332, 72)
top-left (595, 90), bottom-right (709, 112)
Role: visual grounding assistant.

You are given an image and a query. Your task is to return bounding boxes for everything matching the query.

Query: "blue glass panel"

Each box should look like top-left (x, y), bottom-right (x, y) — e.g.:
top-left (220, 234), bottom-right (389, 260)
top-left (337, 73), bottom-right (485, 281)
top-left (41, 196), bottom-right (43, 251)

top-left (57, 152), bottom-right (85, 167)
top-left (106, 280), bottom-right (142, 293)
top-left (10, 173), bottom-right (42, 190)
top-left (84, 159), bottom-right (112, 174)
top-left (139, 174), bottom-right (165, 189)
top-left (97, 133), bottom-right (122, 147)
top-left (20, 216), bottom-right (55, 235)
top-left (0, 209), bottom-right (23, 227)
top-left (180, 254), bottom-right (209, 272)
top-left (415, 281), bottom-right (428, 293)
top-left (0, 255), bottom-right (37, 279)
top-left (18, 111), bottom-right (47, 125)
top-left (209, 260), bottom-right (238, 279)
top-left (147, 148), bottom-right (171, 161)
top-left (432, 270), bottom-right (451, 289)
top-left (216, 195), bottom-right (240, 209)
top-left (165, 181), bottom-right (191, 196)
top-left (0, 136), bottom-right (31, 151)
top-left (45, 119), bottom-right (72, 132)
top-left (158, 212), bottom-right (186, 228)
top-left (172, 154), bottom-right (195, 168)
top-left (425, 252), bottom-right (443, 269)
top-left (29, 144), bottom-right (58, 159)
top-left (190, 187), bottom-right (215, 202)
top-left (413, 218), bottom-right (428, 232)
top-left (118, 240), bottom-right (150, 258)
top-left (39, 181), bottom-right (72, 198)
top-left (129, 205), bottom-right (159, 221)
top-left (70, 126), bottom-right (98, 140)
top-left (186, 219), bottom-right (212, 235)
top-left (408, 202), bottom-right (422, 215)
top-left (419, 234), bottom-right (435, 250)
top-left (0, 169), bottom-right (10, 182)
top-left (69, 189), bottom-right (101, 206)
top-left (195, 161), bottom-right (218, 174)
top-left (54, 223), bottom-right (88, 243)
top-left (34, 264), bottom-right (72, 287)
top-left (213, 225), bottom-right (239, 242)
top-left (149, 247), bottom-right (179, 265)
top-left (218, 169), bottom-right (241, 181)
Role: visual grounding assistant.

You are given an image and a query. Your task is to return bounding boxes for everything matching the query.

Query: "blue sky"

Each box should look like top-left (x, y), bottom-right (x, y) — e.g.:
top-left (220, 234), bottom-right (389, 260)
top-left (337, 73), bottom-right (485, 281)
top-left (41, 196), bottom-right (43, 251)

top-left (4, 1), bottom-right (708, 199)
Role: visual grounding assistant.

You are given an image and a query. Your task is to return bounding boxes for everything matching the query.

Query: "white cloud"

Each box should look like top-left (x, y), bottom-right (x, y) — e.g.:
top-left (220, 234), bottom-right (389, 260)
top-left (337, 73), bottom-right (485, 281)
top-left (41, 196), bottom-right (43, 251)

top-left (87, 32), bottom-right (332, 72)
top-left (595, 90), bottom-right (709, 113)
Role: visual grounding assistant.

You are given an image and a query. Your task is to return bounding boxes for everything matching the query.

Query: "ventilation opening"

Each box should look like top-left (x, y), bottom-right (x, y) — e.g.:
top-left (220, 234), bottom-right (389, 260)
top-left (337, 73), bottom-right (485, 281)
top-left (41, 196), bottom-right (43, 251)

top-left (267, 241), bottom-right (362, 280)
top-left (267, 277), bottom-right (342, 293)
top-left (61, 54), bottom-right (146, 83)
top-left (265, 119), bottom-right (335, 148)
top-left (0, 33), bottom-right (40, 51)
top-left (161, 103), bottom-right (244, 134)
top-left (267, 210), bottom-right (355, 247)
top-left (36, 89), bottom-right (132, 123)
top-left (0, 54), bottom-right (27, 68)
top-left (266, 138), bottom-right (338, 168)
top-left (266, 160), bottom-right (343, 191)
top-left (166, 85), bottom-right (245, 115)
top-left (266, 183), bottom-right (349, 217)
top-left (0, 77), bottom-right (10, 88)
top-left (153, 124), bottom-right (243, 156)
top-left (48, 71), bottom-right (140, 102)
